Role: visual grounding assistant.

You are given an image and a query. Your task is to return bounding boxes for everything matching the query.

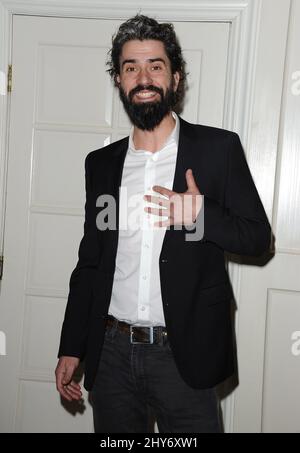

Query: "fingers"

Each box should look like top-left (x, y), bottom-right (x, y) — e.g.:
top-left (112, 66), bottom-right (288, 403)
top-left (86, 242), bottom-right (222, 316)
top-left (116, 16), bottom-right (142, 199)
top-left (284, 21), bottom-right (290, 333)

top-left (144, 176), bottom-right (201, 227)
top-left (56, 373), bottom-right (73, 402)
top-left (143, 195), bottom-right (169, 207)
top-left (55, 358), bottom-right (82, 402)
top-left (185, 169), bottom-right (200, 193)
top-left (152, 185), bottom-right (173, 198)
top-left (63, 381), bottom-right (82, 401)
top-left (57, 374), bottom-right (82, 402)
top-left (143, 194), bottom-right (170, 221)
top-left (144, 206), bottom-right (170, 217)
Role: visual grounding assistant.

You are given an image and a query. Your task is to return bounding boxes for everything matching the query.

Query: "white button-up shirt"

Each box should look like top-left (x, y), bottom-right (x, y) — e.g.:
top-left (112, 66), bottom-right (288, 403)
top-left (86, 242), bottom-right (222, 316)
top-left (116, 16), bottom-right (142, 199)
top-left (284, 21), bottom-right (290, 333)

top-left (108, 112), bottom-right (180, 327)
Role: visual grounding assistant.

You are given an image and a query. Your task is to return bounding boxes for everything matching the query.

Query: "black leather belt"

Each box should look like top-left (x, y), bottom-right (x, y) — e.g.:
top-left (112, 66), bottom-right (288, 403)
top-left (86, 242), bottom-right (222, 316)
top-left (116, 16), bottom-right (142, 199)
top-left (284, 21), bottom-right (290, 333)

top-left (105, 315), bottom-right (168, 345)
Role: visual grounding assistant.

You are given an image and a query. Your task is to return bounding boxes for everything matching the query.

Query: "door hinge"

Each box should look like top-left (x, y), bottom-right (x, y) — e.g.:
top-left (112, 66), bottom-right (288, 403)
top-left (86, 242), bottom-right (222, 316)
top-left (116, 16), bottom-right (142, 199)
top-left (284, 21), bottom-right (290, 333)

top-left (0, 256), bottom-right (3, 280)
top-left (7, 65), bottom-right (12, 93)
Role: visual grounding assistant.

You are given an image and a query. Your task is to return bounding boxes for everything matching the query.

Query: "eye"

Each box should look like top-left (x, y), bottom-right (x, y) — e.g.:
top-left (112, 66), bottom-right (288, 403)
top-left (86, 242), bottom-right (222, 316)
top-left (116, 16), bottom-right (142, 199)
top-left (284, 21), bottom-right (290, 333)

top-left (125, 66), bottom-right (136, 72)
top-left (151, 65), bottom-right (162, 71)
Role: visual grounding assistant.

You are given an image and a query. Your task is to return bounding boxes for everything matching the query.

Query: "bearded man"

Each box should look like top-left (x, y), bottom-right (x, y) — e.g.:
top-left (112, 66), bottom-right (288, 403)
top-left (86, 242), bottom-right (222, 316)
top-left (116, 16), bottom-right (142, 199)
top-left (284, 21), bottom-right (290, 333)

top-left (55, 14), bottom-right (271, 433)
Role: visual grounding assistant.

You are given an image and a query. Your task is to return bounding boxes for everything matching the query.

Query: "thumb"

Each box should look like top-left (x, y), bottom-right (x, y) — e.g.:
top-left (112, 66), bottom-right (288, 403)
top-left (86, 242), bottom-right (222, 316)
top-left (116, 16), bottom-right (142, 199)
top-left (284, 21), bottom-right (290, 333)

top-left (185, 169), bottom-right (199, 192)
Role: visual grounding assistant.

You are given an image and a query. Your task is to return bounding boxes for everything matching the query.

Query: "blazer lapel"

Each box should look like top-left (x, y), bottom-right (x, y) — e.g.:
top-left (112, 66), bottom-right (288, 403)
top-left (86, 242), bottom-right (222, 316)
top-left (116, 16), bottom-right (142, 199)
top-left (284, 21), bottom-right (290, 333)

top-left (160, 116), bottom-right (196, 248)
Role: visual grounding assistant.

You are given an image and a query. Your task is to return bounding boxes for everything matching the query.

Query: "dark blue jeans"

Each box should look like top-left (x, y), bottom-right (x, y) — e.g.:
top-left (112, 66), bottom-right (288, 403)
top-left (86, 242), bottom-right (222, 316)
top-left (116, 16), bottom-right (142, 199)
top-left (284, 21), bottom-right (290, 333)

top-left (90, 321), bottom-right (222, 433)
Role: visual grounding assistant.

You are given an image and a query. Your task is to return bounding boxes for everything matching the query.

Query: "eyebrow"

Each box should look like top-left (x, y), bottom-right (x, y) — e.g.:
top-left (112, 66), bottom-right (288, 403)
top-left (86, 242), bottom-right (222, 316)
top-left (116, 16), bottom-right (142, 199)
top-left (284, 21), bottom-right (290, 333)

top-left (121, 57), bottom-right (166, 68)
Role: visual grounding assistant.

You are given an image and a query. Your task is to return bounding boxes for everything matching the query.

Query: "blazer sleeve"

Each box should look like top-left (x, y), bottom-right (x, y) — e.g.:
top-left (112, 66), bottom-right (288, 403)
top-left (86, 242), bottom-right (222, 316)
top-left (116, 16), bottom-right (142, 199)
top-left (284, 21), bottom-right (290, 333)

top-left (58, 153), bottom-right (100, 359)
top-left (203, 132), bottom-right (272, 256)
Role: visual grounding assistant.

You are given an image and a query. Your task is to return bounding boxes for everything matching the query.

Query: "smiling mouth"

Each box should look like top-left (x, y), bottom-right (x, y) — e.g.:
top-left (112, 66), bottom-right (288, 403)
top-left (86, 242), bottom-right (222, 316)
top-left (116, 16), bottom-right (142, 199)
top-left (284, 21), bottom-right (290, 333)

top-left (134, 91), bottom-right (159, 100)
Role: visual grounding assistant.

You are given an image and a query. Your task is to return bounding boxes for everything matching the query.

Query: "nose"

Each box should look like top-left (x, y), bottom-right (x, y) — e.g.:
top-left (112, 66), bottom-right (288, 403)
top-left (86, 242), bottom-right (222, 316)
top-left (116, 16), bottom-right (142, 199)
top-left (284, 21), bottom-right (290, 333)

top-left (136, 67), bottom-right (153, 86)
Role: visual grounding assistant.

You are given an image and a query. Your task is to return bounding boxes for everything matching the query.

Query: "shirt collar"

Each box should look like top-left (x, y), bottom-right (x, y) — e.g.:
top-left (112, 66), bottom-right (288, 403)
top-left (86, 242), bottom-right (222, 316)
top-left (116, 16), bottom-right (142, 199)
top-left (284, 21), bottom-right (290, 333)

top-left (128, 111), bottom-right (179, 154)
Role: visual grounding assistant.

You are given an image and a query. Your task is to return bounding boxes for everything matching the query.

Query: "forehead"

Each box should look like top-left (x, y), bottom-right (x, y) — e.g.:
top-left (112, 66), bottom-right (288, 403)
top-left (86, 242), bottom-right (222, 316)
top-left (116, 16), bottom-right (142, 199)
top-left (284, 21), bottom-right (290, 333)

top-left (120, 39), bottom-right (168, 62)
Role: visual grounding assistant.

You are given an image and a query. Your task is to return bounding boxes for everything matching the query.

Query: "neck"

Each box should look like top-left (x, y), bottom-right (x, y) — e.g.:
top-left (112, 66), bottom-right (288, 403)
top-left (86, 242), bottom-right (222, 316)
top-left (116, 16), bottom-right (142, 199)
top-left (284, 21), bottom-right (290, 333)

top-left (132, 112), bottom-right (175, 153)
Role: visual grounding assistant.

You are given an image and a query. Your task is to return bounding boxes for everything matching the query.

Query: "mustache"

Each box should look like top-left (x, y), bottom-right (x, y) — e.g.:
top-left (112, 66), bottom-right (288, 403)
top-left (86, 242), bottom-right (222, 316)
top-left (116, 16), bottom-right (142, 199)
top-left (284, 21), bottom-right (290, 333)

top-left (129, 85), bottom-right (164, 101)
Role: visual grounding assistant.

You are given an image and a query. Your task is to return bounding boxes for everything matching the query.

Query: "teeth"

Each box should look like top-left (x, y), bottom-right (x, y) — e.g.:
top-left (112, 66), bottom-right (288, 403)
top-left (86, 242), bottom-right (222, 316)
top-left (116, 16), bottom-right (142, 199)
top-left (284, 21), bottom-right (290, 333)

top-left (136, 91), bottom-right (156, 98)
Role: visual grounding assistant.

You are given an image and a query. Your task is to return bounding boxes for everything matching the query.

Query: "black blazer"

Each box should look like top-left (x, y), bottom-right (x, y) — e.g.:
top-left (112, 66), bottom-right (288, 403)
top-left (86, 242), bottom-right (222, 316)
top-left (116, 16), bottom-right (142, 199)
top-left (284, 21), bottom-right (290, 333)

top-left (58, 117), bottom-right (271, 391)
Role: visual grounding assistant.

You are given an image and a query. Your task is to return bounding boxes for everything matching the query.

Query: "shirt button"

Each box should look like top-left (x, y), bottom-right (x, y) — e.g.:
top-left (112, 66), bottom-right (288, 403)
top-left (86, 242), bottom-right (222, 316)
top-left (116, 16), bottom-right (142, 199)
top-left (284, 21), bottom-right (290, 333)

top-left (144, 243), bottom-right (149, 248)
top-left (141, 306), bottom-right (146, 311)
top-left (142, 276), bottom-right (147, 280)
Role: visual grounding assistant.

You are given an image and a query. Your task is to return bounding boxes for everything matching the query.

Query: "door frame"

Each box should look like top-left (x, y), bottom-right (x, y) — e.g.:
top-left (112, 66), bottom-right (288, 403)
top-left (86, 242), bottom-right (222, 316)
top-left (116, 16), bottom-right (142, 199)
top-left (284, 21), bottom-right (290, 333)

top-left (0, 0), bottom-right (269, 432)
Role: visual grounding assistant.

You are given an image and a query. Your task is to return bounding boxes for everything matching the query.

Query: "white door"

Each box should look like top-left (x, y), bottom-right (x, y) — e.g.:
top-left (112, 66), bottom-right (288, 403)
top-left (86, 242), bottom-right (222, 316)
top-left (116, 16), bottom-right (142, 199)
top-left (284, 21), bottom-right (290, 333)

top-left (0, 15), bottom-right (230, 432)
top-left (233, 0), bottom-right (300, 433)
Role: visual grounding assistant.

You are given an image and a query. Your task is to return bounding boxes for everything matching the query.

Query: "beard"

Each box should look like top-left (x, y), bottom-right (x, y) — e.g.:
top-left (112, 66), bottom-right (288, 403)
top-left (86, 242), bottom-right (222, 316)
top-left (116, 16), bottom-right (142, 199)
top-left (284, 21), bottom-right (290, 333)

top-left (118, 79), bottom-right (177, 131)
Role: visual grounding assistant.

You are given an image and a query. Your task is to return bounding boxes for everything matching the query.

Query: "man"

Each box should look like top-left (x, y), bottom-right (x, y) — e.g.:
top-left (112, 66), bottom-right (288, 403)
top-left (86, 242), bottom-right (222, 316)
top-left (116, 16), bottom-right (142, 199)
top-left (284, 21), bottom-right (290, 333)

top-left (55, 15), bottom-right (271, 433)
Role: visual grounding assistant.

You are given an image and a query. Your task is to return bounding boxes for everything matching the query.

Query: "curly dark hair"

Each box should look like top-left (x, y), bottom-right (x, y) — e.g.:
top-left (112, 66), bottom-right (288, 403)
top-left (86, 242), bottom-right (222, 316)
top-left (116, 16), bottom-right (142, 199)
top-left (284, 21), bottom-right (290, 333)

top-left (106, 14), bottom-right (187, 111)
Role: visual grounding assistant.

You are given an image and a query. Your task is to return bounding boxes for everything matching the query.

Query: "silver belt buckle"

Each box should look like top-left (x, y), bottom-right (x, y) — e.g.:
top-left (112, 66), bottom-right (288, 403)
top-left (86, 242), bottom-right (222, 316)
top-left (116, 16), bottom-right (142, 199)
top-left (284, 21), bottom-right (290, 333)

top-left (130, 326), bottom-right (154, 344)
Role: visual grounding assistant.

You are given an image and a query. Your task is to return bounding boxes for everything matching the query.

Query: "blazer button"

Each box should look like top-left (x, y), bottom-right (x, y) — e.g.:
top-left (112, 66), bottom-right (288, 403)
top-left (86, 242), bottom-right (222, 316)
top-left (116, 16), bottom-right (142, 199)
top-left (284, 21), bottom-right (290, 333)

top-left (161, 259), bottom-right (168, 263)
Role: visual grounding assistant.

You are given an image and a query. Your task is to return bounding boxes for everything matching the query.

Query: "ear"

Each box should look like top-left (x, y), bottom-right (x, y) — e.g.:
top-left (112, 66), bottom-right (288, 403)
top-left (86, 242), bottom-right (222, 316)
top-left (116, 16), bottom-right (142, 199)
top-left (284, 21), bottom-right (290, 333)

top-left (173, 71), bottom-right (180, 92)
top-left (116, 74), bottom-right (121, 86)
